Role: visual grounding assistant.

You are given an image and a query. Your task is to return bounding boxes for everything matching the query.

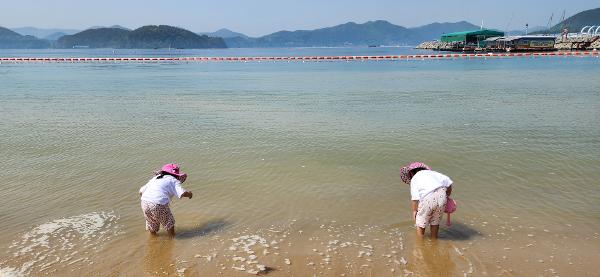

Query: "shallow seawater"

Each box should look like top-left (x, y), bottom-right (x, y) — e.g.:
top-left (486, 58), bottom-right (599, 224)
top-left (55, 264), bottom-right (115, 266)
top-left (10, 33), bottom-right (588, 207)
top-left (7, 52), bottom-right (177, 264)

top-left (0, 49), bottom-right (599, 276)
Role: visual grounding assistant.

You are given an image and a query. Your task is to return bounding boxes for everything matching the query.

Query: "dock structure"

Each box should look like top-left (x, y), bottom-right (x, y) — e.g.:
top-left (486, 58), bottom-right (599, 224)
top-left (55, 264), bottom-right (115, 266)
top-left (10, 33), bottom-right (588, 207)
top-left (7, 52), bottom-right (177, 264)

top-left (440, 29), bottom-right (505, 51)
top-left (0, 51), bottom-right (598, 64)
top-left (484, 36), bottom-right (556, 52)
top-left (419, 25), bottom-right (600, 52)
top-left (555, 26), bottom-right (600, 50)
top-left (417, 29), bottom-right (563, 52)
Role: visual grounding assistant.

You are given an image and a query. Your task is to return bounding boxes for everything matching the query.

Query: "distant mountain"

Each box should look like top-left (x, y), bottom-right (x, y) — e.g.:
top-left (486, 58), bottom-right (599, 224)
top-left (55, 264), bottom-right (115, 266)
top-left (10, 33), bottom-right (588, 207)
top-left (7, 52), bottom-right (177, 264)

top-left (55, 25), bottom-right (227, 49)
top-left (0, 26), bottom-right (50, 48)
top-left (9, 7), bottom-right (598, 49)
top-left (270, 20), bottom-right (416, 46)
top-left (87, 25), bottom-right (131, 31)
top-left (226, 20), bottom-right (422, 47)
top-left (11, 27), bottom-right (80, 39)
top-left (554, 7), bottom-right (600, 33)
top-left (506, 26), bottom-right (546, 36)
top-left (125, 25), bottom-right (226, 48)
top-left (56, 28), bottom-right (129, 48)
top-left (533, 7), bottom-right (600, 34)
top-left (198, 28), bottom-right (248, 39)
top-left (44, 32), bottom-right (68, 41)
top-left (225, 20), bottom-right (482, 47)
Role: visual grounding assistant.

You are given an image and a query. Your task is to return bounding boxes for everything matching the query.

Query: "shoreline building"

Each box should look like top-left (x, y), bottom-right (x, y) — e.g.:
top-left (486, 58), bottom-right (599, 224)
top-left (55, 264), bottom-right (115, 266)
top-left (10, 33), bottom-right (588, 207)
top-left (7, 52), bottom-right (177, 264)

top-left (441, 29), bottom-right (504, 51)
top-left (483, 36), bottom-right (556, 52)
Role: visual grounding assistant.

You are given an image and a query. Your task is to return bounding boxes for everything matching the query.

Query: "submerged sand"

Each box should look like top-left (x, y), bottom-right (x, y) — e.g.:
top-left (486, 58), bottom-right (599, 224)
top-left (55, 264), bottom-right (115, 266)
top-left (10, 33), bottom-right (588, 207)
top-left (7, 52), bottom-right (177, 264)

top-left (1, 213), bottom-right (598, 276)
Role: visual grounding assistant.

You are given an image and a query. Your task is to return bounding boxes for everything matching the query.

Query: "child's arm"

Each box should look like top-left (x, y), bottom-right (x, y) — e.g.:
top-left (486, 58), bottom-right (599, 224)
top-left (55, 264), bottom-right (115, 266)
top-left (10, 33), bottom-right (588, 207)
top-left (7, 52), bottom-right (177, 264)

top-left (173, 179), bottom-right (192, 199)
top-left (412, 200), bottom-right (419, 221)
top-left (139, 185), bottom-right (147, 196)
top-left (181, 191), bottom-right (193, 199)
top-left (410, 185), bottom-right (419, 221)
top-left (446, 185), bottom-right (452, 196)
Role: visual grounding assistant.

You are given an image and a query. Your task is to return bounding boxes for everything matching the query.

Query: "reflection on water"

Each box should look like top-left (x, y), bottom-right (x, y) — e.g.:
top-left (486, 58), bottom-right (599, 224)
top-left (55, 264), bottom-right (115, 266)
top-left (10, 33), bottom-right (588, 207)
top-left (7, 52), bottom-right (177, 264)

top-left (144, 237), bottom-right (176, 276)
top-left (409, 240), bottom-right (457, 277)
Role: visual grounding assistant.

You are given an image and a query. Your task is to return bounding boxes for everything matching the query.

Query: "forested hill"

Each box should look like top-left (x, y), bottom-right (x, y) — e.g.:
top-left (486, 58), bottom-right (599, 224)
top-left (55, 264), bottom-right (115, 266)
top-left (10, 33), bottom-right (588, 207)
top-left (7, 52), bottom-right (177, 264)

top-left (536, 7), bottom-right (600, 34)
top-left (56, 25), bottom-right (227, 49)
top-left (0, 27), bottom-right (50, 49)
top-left (225, 20), bottom-right (480, 47)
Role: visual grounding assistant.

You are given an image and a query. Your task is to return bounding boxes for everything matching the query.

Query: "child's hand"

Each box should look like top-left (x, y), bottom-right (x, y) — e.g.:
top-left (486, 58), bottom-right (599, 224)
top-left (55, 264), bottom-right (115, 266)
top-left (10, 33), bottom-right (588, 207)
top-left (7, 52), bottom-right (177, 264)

top-left (181, 191), bottom-right (193, 199)
top-left (187, 191), bottom-right (193, 199)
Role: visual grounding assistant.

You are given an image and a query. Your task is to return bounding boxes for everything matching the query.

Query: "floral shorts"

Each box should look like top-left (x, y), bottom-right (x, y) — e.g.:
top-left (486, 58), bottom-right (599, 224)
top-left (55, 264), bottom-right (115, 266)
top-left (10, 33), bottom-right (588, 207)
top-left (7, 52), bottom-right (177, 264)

top-left (141, 200), bottom-right (175, 232)
top-left (415, 187), bottom-right (447, 228)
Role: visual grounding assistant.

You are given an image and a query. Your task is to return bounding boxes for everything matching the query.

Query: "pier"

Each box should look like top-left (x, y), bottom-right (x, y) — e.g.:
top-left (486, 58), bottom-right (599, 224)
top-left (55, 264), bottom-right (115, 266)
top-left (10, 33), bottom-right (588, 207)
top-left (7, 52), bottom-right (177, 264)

top-left (418, 26), bottom-right (600, 52)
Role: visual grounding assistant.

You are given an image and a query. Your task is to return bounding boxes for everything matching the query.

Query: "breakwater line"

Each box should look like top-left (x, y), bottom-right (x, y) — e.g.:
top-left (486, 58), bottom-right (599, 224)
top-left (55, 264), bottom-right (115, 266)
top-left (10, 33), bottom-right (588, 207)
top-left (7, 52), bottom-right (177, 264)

top-left (0, 50), bottom-right (598, 64)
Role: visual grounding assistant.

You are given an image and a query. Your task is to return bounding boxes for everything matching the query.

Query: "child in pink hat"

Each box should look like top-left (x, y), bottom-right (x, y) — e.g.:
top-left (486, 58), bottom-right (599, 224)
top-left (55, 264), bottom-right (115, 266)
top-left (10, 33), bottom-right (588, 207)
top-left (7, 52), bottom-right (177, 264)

top-left (139, 163), bottom-right (193, 237)
top-left (399, 162), bottom-right (454, 239)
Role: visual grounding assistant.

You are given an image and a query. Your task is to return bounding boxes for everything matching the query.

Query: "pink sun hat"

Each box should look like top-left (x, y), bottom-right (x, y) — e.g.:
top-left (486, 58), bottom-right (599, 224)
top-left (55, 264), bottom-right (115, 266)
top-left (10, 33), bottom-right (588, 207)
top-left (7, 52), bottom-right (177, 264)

top-left (159, 163), bottom-right (187, 182)
top-left (399, 162), bottom-right (431, 184)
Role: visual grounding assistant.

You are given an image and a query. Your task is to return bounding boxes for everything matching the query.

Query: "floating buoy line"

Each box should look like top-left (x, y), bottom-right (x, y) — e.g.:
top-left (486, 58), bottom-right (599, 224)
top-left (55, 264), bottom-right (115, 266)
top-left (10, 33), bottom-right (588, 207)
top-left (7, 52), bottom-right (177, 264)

top-left (0, 51), bottom-right (598, 64)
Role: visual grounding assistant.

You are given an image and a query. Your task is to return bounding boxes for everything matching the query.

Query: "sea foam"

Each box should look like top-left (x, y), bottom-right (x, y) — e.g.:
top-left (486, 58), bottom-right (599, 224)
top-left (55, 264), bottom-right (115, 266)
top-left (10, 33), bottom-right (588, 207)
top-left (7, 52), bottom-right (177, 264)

top-left (1, 211), bottom-right (120, 275)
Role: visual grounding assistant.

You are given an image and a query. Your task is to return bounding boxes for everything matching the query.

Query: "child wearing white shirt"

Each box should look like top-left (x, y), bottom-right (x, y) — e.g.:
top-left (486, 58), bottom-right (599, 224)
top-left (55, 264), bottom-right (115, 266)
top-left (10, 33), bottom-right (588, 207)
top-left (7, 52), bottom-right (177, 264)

top-left (400, 162), bottom-right (453, 238)
top-left (139, 163), bottom-right (192, 237)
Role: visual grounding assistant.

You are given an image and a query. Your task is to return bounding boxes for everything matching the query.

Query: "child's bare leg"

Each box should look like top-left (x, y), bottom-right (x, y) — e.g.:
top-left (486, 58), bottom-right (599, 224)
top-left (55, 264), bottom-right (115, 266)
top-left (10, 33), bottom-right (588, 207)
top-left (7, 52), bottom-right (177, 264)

top-left (167, 227), bottom-right (175, 237)
top-left (416, 227), bottom-right (426, 238)
top-left (430, 225), bottom-right (440, 239)
top-left (149, 230), bottom-right (158, 236)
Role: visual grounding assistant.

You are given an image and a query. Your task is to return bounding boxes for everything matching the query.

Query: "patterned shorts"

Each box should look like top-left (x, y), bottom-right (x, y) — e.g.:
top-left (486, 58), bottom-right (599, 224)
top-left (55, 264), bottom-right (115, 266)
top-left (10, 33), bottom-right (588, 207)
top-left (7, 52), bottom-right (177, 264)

top-left (415, 187), bottom-right (447, 228)
top-left (141, 200), bottom-right (175, 232)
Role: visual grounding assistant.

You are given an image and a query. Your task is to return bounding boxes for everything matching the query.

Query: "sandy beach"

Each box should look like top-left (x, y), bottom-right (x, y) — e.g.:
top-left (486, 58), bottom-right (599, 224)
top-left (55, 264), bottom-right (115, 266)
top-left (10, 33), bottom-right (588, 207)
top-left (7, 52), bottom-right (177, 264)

top-left (3, 214), bottom-right (597, 276)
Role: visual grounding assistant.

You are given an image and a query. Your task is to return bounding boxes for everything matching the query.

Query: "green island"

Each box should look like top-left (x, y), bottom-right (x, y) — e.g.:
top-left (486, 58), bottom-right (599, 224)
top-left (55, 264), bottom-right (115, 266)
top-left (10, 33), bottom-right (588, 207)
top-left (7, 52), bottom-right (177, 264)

top-left (55, 25), bottom-right (227, 49)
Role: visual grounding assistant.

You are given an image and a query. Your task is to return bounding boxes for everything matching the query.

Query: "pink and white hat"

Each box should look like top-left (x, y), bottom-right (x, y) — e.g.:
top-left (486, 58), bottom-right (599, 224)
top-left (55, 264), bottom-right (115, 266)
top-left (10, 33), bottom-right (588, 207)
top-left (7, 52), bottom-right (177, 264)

top-left (159, 163), bottom-right (187, 182)
top-left (399, 162), bottom-right (431, 184)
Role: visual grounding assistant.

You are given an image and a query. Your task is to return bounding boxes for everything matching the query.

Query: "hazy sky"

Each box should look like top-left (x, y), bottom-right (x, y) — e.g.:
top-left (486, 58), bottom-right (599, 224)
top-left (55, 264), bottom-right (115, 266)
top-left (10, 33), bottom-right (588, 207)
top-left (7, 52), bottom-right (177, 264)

top-left (3, 0), bottom-right (597, 36)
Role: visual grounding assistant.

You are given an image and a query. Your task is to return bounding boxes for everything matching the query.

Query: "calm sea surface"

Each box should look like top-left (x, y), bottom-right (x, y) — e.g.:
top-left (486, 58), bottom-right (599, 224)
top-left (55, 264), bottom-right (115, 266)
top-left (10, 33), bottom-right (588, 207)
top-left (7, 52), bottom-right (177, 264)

top-left (1, 48), bottom-right (599, 276)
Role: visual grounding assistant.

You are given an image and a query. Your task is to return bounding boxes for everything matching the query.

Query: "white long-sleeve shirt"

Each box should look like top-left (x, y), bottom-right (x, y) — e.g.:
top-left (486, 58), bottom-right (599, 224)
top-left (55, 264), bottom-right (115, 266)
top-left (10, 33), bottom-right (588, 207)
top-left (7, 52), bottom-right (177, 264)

top-left (139, 175), bottom-right (187, 205)
top-left (410, 170), bottom-right (453, 201)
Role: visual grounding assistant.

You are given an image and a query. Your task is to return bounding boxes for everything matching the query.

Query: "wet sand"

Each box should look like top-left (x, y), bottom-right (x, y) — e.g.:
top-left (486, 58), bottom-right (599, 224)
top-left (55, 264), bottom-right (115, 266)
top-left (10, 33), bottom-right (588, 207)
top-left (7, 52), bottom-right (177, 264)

top-left (2, 213), bottom-right (598, 276)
